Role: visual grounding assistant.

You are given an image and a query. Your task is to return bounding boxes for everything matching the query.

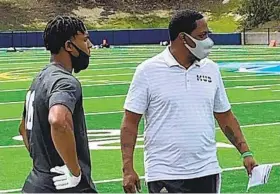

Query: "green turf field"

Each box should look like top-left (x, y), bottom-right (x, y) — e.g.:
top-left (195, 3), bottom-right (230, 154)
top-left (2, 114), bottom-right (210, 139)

top-left (0, 45), bottom-right (280, 193)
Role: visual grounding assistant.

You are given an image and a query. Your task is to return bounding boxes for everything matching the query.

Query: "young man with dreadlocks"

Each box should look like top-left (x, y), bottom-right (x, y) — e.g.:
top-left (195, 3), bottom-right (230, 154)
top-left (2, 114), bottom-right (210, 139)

top-left (19, 16), bottom-right (97, 193)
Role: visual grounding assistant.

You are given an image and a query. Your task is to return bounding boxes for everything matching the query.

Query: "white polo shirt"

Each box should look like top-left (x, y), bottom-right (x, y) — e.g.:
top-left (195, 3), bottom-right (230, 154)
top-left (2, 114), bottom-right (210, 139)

top-left (124, 47), bottom-right (231, 182)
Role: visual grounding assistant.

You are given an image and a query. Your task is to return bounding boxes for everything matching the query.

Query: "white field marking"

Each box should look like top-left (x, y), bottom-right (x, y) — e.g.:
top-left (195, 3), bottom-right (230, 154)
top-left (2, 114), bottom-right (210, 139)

top-left (0, 88), bottom-right (27, 92)
top-left (0, 59), bottom-right (142, 69)
top-left (89, 134), bottom-right (144, 142)
top-left (8, 68), bottom-right (38, 73)
top-left (0, 145), bottom-right (25, 148)
top-left (14, 130), bottom-right (129, 142)
top-left (7, 68), bottom-right (275, 77)
top-left (0, 57), bottom-right (145, 63)
top-left (1, 94), bottom-right (280, 106)
top-left (224, 79), bottom-right (280, 82)
top-left (88, 140), bottom-right (234, 150)
top-left (78, 74), bottom-right (133, 81)
top-left (77, 74), bottom-right (133, 79)
top-left (0, 118), bottom-right (22, 122)
top-left (247, 87), bottom-right (270, 91)
top-left (1, 122), bottom-right (280, 145)
top-left (0, 79), bottom-right (31, 83)
top-left (11, 71), bottom-right (43, 75)
top-left (1, 81), bottom-right (280, 93)
top-left (0, 63), bottom-right (138, 74)
top-left (78, 80), bottom-right (109, 83)
top-left (0, 111), bottom-right (124, 122)
top-left (85, 111), bottom-right (124, 116)
top-left (226, 83), bottom-right (280, 89)
top-left (0, 95), bottom-right (127, 105)
top-left (0, 67), bottom-right (36, 71)
top-left (11, 130), bottom-right (144, 142)
top-left (0, 71), bottom-right (134, 83)
top-left (231, 99), bottom-right (280, 105)
top-left (84, 95), bottom-right (126, 100)
top-left (272, 90), bottom-right (280, 92)
top-left (0, 53), bottom-right (152, 60)
top-left (5, 62), bottom-right (138, 73)
top-left (94, 73), bottom-right (133, 77)
top-left (12, 66), bottom-right (136, 76)
top-left (0, 101), bottom-right (22, 105)
top-left (83, 81), bottom-right (131, 85)
top-left (1, 162), bottom-right (280, 193)
top-left (0, 81), bottom-right (131, 93)
top-left (216, 122), bottom-right (280, 129)
top-left (222, 162), bottom-right (280, 172)
top-left (89, 137), bottom-right (122, 141)
top-left (10, 130), bottom-right (233, 150)
top-left (222, 74), bottom-right (276, 78)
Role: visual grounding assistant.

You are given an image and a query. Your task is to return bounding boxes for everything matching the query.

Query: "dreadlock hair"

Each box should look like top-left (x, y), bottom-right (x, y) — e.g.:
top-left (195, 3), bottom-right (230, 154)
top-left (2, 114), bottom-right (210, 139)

top-left (43, 16), bottom-right (87, 54)
top-left (169, 9), bottom-right (204, 41)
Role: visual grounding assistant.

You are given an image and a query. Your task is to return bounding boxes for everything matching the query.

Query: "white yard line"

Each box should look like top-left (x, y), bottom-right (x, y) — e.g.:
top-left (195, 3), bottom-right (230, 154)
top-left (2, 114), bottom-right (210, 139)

top-left (247, 87), bottom-right (271, 91)
top-left (0, 95), bottom-right (127, 105)
top-left (0, 89), bottom-right (27, 92)
top-left (222, 74), bottom-right (277, 78)
top-left (215, 122), bottom-right (280, 129)
top-left (231, 99), bottom-right (280, 105)
top-left (224, 79), bottom-right (280, 82)
top-left (0, 121), bottom-right (279, 148)
top-left (1, 162), bottom-right (280, 193)
top-left (84, 95), bottom-right (126, 100)
top-left (0, 145), bottom-right (25, 148)
top-left (1, 82), bottom-right (280, 93)
top-left (1, 95), bottom-right (280, 106)
top-left (0, 111), bottom-right (124, 122)
top-left (0, 118), bottom-right (22, 122)
top-left (226, 83), bottom-right (280, 89)
top-left (0, 70), bottom-right (134, 83)
top-left (82, 81), bottom-right (130, 86)
top-left (0, 79), bottom-right (31, 83)
top-left (0, 60), bottom-right (142, 69)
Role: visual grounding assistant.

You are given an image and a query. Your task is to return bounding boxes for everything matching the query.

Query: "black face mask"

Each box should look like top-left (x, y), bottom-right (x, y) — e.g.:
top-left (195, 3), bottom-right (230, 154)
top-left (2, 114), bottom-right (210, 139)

top-left (69, 42), bottom-right (90, 73)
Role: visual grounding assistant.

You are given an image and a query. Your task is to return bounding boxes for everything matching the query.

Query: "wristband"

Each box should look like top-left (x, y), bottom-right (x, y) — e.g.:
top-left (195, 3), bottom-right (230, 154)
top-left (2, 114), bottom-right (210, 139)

top-left (241, 151), bottom-right (253, 159)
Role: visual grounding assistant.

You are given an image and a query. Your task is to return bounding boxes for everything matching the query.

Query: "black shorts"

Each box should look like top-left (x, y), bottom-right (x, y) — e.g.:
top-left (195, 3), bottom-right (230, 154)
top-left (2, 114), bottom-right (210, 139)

top-left (22, 172), bottom-right (98, 193)
top-left (22, 187), bottom-right (97, 193)
top-left (147, 174), bottom-right (221, 193)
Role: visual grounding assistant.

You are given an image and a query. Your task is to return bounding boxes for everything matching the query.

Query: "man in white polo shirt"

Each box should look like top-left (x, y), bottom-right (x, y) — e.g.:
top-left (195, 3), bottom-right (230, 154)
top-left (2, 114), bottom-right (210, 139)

top-left (121, 9), bottom-right (257, 193)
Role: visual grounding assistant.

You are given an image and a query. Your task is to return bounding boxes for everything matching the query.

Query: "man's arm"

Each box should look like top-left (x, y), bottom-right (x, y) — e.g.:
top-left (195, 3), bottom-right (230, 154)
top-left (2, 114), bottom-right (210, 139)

top-left (19, 104), bottom-right (29, 152)
top-left (215, 110), bottom-right (257, 175)
top-left (213, 66), bottom-right (257, 175)
top-left (19, 117), bottom-right (29, 152)
top-left (121, 110), bottom-right (142, 193)
top-left (48, 77), bottom-right (82, 178)
top-left (121, 110), bottom-right (142, 172)
top-left (214, 110), bottom-right (249, 154)
top-left (48, 104), bottom-right (80, 177)
top-left (121, 65), bottom-right (149, 193)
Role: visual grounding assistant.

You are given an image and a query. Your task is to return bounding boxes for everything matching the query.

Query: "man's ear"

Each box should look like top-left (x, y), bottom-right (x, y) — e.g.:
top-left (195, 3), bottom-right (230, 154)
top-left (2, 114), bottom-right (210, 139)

top-left (180, 33), bottom-right (196, 48)
top-left (64, 41), bottom-right (73, 52)
top-left (179, 33), bottom-right (187, 43)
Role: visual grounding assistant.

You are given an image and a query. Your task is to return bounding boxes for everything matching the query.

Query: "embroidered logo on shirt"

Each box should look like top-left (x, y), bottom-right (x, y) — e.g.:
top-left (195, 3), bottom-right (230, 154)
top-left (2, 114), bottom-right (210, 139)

top-left (197, 75), bottom-right (212, 83)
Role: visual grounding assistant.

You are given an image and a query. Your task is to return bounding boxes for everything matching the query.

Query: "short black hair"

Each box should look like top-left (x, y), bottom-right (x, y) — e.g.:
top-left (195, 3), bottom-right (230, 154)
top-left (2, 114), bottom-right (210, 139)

top-left (43, 16), bottom-right (87, 54)
top-left (168, 9), bottom-right (204, 41)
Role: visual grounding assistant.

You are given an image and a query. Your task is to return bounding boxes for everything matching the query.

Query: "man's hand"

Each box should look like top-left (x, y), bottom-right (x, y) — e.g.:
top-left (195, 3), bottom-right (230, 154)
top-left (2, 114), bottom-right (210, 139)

top-left (123, 169), bottom-right (141, 193)
top-left (50, 165), bottom-right (81, 190)
top-left (121, 110), bottom-right (142, 193)
top-left (243, 156), bottom-right (257, 176)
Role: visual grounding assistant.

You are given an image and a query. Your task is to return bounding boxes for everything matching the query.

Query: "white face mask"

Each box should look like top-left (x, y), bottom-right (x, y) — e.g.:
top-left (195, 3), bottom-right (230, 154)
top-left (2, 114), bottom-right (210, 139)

top-left (183, 33), bottom-right (214, 60)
